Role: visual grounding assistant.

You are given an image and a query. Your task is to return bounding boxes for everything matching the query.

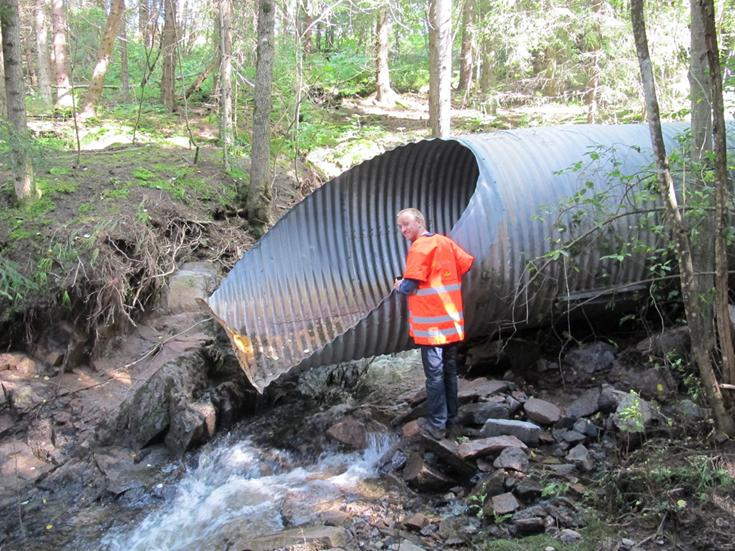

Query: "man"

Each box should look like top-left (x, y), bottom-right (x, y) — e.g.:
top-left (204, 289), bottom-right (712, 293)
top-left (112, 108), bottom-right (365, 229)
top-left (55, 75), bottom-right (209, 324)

top-left (394, 208), bottom-right (474, 439)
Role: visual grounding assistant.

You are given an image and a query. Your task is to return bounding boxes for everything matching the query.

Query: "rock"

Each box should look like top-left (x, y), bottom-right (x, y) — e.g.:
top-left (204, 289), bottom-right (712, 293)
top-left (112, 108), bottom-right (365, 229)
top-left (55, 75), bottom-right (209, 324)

top-left (543, 499), bottom-right (585, 528)
top-left (3, 379), bottom-right (55, 415)
top-left (0, 353), bottom-right (39, 375)
top-left (31, 321), bottom-right (87, 373)
top-left (564, 341), bottom-right (616, 376)
top-left (493, 447), bottom-right (529, 472)
top-left (165, 261), bottom-right (219, 313)
top-left (621, 537), bottom-right (636, 549)
top-left (390, 540), bottom-right (426, 551)
top-left (512, 516), bottom-right (546, 534)
top-left (572, 418), bottom-right (601, 438)
top-left (320, 510), bottom-right (350, 526)
top-left (481, 419), bottom-right (542, 446)
top-left (27, 418), bottom-right (55, 463)
top-left (511, 505), bottom-right (548, 534)
top-left (460, 399), bottom-right (510, 425)
top-left (566, 388), bottom-right (601, 419)
top-left (488, 492), bottom-right (520, 516)
top-left (515, 479), bottom-right (543, 501)
top-left (93, 446), bottom-right (166, 495)
top-left (612, 392), bottom-right (655, 433)
top-left (326, 417), bottom-right (367, 450)
top-left (524, 398), bottom-right (561, 425)
top-left (598, 384), bottom-right (627, 413)
top-left (458, 378), bottom-right (511, 401)
top-left (402, 419), bottom-right (423, 439)
top-left (239, 526), bottom-right (350, 551)
top-left (566, 444), bottom-right (594, 471)
top-left (379, 445), bottom-right (408, 474)
top-left (547, 463), bottom-right (577, 476)
top-left (472, 469), bottom-right (506, 499)
top-left (404, 512), bottom-right (430, 531)
top-left (164, 398), bottom-right (217, 456)
top-left (99, 349), bottom-right (209, 449)
top-left (559, 528), bottom-right (583, 543)
top-left (422, 438), bottom-right (477, 479)
top-left (636, 367), bottom-right (678, 401)
top-left (670, 399), bottom-right (704, 421)
top-left (457, 435), bottom-right (527, 460)
top-left (402, 452), bottom-right (454, 492)
top-left (210, 381), bottom-right (250, 429)
top-left (553, 430), bottom-right (587, 444)
top-left (635, 326), bottom-right (689, 358)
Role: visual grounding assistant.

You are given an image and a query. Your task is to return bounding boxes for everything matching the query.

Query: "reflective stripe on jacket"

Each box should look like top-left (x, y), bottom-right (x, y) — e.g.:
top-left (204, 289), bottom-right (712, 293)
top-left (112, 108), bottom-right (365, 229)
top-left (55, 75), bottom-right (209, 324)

top-left (403, 234), bottom-right (474, 345)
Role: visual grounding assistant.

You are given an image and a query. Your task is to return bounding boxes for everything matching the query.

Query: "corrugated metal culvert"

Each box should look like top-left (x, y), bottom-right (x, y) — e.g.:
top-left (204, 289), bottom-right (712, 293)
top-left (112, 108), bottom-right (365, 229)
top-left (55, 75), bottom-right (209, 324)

top-left (207, 122), bottom-right (717, 392)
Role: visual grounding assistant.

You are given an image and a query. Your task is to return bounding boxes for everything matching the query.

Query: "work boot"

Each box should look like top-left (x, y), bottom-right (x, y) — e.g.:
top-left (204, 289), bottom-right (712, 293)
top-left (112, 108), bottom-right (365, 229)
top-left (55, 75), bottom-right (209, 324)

top-left (417, 417), bottom-right (446, 440)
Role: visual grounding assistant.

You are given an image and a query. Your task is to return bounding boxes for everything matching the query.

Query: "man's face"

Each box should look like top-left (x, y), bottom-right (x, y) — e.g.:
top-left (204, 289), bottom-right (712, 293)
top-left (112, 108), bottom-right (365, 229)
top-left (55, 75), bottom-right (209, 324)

top-left (397, 212), bottom-right (424, 242)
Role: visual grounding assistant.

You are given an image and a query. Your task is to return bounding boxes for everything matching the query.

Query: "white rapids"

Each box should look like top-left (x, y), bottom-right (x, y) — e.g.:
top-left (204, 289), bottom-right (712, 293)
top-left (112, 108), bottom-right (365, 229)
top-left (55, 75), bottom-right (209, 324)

top-left (102, 432), bottom-right (396, 551)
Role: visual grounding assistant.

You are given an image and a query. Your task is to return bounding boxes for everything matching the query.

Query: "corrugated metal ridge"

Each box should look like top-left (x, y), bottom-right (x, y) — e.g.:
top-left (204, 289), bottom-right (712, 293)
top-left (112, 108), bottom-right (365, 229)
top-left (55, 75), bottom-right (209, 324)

top-left (208, 122), bottom-right (730, 392)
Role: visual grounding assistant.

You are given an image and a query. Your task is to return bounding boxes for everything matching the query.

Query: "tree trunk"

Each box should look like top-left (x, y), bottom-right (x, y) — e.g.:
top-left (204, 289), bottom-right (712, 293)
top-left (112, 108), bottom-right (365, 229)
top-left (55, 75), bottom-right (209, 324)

top-left (160, 0), bottom-right (177, 111)
top-left (185, 56), bottom-right (217, 98)
top-left (688, 0), bottom-right (717, 376)
top-left (374, 6), bottom-right (395, 104)
top-left (1, 0), bottom-right (36, 202)
top-left (35, 0), bottom-right (53, 105)
top-left (246, 0), bottom-right (275, 228)
top-left (457, 0), bottom-right (475, 92)
top-left (585, 0), bottom-right (603, 122)
top-left (82, 0), bottom-right (125, 115)
top-left (51, 0), bottom-right (72, 108)
top-left (0, 29), bottom-right (6, 117)
top-left (120, 0), bottom-right (130, 102)
top-left (138, 0), bottom-right (147, 40)
top-left (630, 0), bottom-right (735, 436)
top-left (699, 0), bottom-right (735, 387)
top-left (428, 0), bottom-right (451, 137)
top-left (219, 0), bottom-right (233, 170)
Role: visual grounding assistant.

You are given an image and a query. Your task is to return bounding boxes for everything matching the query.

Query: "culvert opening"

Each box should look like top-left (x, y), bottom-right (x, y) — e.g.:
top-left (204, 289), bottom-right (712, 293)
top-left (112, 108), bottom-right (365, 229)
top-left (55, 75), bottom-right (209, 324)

top-left (208, 139), bottom-right (479, 391)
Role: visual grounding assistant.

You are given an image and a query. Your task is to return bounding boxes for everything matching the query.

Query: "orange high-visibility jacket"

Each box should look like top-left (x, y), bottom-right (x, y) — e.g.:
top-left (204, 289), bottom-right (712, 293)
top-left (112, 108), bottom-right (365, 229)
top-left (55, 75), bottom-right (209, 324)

top-left (403, 234), bottom-right (474, 346)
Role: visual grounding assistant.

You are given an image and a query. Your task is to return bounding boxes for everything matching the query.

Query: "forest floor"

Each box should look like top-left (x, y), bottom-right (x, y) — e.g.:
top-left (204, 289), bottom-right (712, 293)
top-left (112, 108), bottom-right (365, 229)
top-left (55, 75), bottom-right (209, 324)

top-left (1, 93), bottom-right (733, 550)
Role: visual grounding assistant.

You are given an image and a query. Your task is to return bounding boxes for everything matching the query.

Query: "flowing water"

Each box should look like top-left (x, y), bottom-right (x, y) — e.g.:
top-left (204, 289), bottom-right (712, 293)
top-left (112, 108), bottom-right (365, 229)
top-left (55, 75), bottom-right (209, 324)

top-left (100, 427), bottom-right (395, 550)
top-left (94, 352), bottom-right (423, 550)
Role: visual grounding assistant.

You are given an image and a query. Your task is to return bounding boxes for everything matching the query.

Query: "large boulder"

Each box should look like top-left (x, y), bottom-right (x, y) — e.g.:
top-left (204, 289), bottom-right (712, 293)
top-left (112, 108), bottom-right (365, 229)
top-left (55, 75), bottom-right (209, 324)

top-left (523, 397), bottom-right (561, 424)
top-left (97, 349), bottom-right (210, 450)
top-left (326, 417), bottom-right (368, 450)
top-left (563, 342), bottom-right (617, 383)
top-left (164, 261), bottom-right (220, 314)
top-left (481, 419), bottom-right (542, 446)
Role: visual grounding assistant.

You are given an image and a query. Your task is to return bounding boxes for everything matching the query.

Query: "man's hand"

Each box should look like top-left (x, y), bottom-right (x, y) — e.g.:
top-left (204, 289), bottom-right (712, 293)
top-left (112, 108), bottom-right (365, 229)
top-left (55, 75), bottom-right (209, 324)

top-left (393, 277), bottom-right (403, 290)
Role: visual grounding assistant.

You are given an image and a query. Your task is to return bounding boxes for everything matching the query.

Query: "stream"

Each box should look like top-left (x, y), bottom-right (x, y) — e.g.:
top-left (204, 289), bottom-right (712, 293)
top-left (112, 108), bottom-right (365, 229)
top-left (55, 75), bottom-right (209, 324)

top-left (95, 354), bottom-right (422, 550)
top-left (101, 431), bottom-right (395, 550)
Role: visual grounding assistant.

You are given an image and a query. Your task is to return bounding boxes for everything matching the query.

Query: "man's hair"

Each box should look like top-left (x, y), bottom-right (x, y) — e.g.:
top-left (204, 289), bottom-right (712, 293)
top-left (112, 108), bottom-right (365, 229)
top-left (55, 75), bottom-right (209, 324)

top-left (397, 208), bottom-right (426, 227)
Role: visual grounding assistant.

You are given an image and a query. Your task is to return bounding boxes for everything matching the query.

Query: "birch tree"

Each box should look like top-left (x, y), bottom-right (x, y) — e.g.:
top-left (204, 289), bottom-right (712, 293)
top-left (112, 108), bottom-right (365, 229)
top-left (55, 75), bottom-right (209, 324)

top-left (374, 5), bottom-right (396, 105)
top-left (219, 0), bottom-right (233, 169)
top-left (82, 0), bottom-right (126, 115)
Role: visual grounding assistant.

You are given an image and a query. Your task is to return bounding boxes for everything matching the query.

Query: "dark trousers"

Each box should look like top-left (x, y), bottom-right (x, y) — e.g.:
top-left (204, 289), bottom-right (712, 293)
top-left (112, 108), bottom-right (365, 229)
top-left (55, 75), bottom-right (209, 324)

top-left (420, 343), bottom-right (459, 429)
